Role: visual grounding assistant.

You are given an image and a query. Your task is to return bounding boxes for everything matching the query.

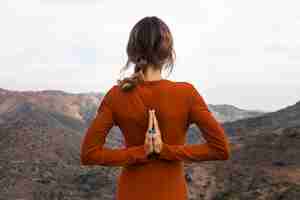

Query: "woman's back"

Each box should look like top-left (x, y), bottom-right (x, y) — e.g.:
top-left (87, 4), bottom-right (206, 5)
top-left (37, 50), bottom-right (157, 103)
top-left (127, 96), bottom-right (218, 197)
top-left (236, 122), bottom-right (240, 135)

top-left (112, 79), bottom-right (191, 148)
top-left (80, 78), bottom-right (230, 200)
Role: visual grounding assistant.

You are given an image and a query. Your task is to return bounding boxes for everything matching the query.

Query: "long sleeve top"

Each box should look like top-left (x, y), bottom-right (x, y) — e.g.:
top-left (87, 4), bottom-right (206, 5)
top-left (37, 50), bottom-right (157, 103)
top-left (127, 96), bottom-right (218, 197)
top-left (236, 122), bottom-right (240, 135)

top-left (80, 79), bottom-right (231, 200)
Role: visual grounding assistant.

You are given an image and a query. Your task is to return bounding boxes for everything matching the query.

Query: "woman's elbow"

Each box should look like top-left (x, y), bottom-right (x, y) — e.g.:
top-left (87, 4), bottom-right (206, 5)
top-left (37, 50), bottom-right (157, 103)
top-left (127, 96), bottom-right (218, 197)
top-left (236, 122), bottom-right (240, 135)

top-left (219, 148), bottom-right (230, 160)
top-left (211, 142), bottom-right (231, 160)
top-left (216, 145), bottom-right (231, 160)
top-left (217, 135), bottom-right (231, 160)
top-left (80, 153), bottom-right (90, 166)
top-left (80, 150), bottom-right (97, 166)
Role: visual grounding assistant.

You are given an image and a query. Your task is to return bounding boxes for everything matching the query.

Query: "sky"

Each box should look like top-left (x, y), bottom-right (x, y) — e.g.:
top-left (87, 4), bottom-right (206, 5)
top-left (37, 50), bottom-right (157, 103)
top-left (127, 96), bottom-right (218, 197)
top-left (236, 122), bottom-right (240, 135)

top-left (1, 0), bottom-right (300, 112)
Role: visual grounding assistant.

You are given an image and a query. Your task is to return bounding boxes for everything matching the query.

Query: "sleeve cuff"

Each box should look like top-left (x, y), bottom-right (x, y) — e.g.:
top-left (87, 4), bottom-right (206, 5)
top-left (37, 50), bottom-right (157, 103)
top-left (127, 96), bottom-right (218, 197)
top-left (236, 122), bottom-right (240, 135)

top-left (126, 145), bottom-right (150, 164)
top-left (158, 143), bottom-right (175, 160)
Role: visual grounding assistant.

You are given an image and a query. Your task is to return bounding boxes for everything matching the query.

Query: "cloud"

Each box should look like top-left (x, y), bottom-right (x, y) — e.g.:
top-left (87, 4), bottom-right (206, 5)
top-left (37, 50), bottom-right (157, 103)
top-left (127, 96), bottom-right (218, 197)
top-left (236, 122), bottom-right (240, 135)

top-left (207, 47), bottom-right (241, 57)
top-left (264, 42), bottom-right (300, 60)
top-left (40, 0), bottom-right (99, 5)
top-left (1, 0), bottom-right (300, 111)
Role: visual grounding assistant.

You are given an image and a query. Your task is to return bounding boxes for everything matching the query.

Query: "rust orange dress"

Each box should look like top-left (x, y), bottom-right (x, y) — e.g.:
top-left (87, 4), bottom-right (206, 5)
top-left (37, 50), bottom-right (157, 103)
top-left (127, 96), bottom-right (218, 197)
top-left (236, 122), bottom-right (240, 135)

top-left (80, 79), bottom-right (231, 200)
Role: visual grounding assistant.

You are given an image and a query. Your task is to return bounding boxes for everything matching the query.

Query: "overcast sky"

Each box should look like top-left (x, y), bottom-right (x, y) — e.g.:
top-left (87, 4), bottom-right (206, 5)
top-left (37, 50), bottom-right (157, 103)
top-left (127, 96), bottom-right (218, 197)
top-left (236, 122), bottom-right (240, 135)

top-left (1, 0), bottom-right (300, 112)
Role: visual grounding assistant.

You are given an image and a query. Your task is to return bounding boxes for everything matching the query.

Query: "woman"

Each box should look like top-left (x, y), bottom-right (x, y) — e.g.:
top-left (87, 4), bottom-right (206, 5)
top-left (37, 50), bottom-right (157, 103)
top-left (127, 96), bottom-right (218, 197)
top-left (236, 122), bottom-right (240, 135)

top-left (80, 16), bottom-right (231, 200)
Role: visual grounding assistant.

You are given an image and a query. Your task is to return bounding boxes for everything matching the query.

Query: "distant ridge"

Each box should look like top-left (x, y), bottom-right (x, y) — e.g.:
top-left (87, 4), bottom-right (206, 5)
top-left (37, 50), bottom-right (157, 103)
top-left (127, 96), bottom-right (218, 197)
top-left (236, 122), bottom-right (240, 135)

top-left (223, 100), bottom-right (300, 135)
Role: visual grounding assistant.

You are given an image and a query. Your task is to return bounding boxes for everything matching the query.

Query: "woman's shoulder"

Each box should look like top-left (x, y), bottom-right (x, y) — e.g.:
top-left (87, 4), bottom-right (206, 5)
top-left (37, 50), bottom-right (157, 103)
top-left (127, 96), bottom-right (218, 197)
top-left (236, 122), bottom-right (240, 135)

top-left (163, 80), bottom-right (199, 101)
top-left (103, 81), bottom-right (199, 110)
top-left (169, 80), bottom-right (196, 93)
top-left (170, 81), bottom-right (204, 103)
top-left (107, 80), bottom-right (196, 97)
top-left (172, 80), bottom-right (194, 88)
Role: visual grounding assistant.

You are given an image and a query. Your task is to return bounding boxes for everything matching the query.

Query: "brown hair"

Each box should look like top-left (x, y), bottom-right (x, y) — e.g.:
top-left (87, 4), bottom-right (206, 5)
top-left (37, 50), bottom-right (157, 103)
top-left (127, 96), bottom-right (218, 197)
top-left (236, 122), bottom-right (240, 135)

top-left (117, 16), bottom-right (176, 92)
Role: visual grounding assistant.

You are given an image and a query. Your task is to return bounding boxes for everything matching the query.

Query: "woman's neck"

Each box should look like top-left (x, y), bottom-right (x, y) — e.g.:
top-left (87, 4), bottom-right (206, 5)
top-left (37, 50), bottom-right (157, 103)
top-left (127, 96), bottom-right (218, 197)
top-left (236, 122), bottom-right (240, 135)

top-left (143, 65), bottom-right (163, 81)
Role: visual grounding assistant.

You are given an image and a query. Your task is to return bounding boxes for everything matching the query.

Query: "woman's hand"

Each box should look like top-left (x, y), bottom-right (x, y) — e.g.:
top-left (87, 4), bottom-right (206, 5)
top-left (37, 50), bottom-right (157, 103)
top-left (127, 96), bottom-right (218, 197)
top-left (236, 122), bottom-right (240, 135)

top-left (144, 109), bottom-right (154, 156)
top-left (150, 109), bottom-right (163, 154)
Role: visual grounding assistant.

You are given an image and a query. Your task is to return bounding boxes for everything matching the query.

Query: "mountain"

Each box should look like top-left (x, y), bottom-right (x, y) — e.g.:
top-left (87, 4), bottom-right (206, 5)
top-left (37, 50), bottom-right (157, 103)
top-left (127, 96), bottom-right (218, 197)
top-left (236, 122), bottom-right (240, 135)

top-left (0, 87), bottom-right (102, 127)
top-left (182, 100), bottom-right (300, 199)
top-left (212, 126), bottom-right (300, 200)
top-left (0, 103), bottom-right (83, 199)
top-left (0, 87), bottom-right (263, 126)
top-left (2, 86), bottom-right (298, 200)
top-left (0, 90), bottom-right (124, 199)
top-left (208, 100), bottom-right (300, 199)
top-left (208, 104), bottom-right (265, 123)
top-left (223, 100), bottom-right (300, 136)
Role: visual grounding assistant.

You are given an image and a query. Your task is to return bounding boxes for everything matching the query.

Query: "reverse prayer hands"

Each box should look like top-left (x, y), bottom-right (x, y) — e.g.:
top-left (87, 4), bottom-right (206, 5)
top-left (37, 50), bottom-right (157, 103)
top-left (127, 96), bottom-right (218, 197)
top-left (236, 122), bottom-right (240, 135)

top-left (144, 109), bottom-right (163, 158)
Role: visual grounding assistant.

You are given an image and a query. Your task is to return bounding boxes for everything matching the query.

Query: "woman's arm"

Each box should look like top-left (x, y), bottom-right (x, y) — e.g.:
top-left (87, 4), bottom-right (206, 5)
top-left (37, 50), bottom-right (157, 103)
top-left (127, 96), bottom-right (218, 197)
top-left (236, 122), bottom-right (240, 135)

top-left (158, 83), bottom-right (231, 162)
top-left (80, 86), bottom-right (150, 167)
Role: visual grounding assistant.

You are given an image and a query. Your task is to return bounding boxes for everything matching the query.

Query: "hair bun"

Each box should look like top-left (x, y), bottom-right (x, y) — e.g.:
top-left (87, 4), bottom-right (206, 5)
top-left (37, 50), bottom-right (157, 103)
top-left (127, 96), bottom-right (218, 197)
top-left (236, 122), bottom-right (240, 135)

top-left (136, 57), bottom-right (148, 65)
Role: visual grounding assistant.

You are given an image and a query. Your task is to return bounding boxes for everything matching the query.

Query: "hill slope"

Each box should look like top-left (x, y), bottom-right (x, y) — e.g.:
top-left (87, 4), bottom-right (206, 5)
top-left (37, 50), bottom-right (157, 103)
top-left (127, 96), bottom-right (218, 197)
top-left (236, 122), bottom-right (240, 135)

top-left (223, 100), bottom-right (300, 136)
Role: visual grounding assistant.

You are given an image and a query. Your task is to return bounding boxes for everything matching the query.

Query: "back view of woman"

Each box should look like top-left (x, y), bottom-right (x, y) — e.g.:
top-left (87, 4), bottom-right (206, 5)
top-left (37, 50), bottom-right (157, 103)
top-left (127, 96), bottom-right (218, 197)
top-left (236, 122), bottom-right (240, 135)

top-left (80, 16), bottom-right (231, 200)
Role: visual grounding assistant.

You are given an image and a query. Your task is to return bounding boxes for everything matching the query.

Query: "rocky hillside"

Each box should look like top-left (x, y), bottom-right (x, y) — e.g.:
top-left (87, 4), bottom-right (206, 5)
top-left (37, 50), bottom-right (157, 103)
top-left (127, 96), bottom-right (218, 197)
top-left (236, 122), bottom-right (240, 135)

top-left (0, 87), bottom-right (262, 128)
top-left (0, 87), bottom-right (101, 127)
top-left (223, 100), bottom-right (300, 136)
top-left (208, 104), bottom-right (265, 123)
top-left (0, 95), bottom-right (123, 200)
top-left (212, 126), bottom-right (300, 200)
top-left (207, 100), bottom-right (300, 200)
top-left (1, 86), bottom-right (298, 200)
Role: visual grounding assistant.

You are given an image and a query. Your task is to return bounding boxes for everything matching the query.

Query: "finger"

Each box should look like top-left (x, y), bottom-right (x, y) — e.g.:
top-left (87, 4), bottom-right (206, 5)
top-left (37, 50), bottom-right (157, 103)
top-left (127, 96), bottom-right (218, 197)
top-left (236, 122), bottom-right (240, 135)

top-left (151, 111), bottom-right (159, 144)
top-left (146, 110), bottom-right (153, 154)
top-left (147, 139), bottom-right (153, 154)
top-left (148, 109), bottom-right (153, 130)
top-left (151, 109), bottom-right (155, 128)
top-left (152, 110), bottom-right (160, 132)
top-left (153, 135), bottom-right (159, 153)
top-left (155, 136), bottom-right (163, 153)
top-left (145, 135), bottom-right (153, 154)
top-left (148, 109), bottom-right (151, 128)
top-left (150, 111), bottom-right (156, 143)
top-left (148, 110), bottom-right (153, 141)
top-left (151, 110), bottom-right (156, 132)
top-left (151, 110), bottom-right (156, 138)
top-left (154, 137), bottom-right (162, 153)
